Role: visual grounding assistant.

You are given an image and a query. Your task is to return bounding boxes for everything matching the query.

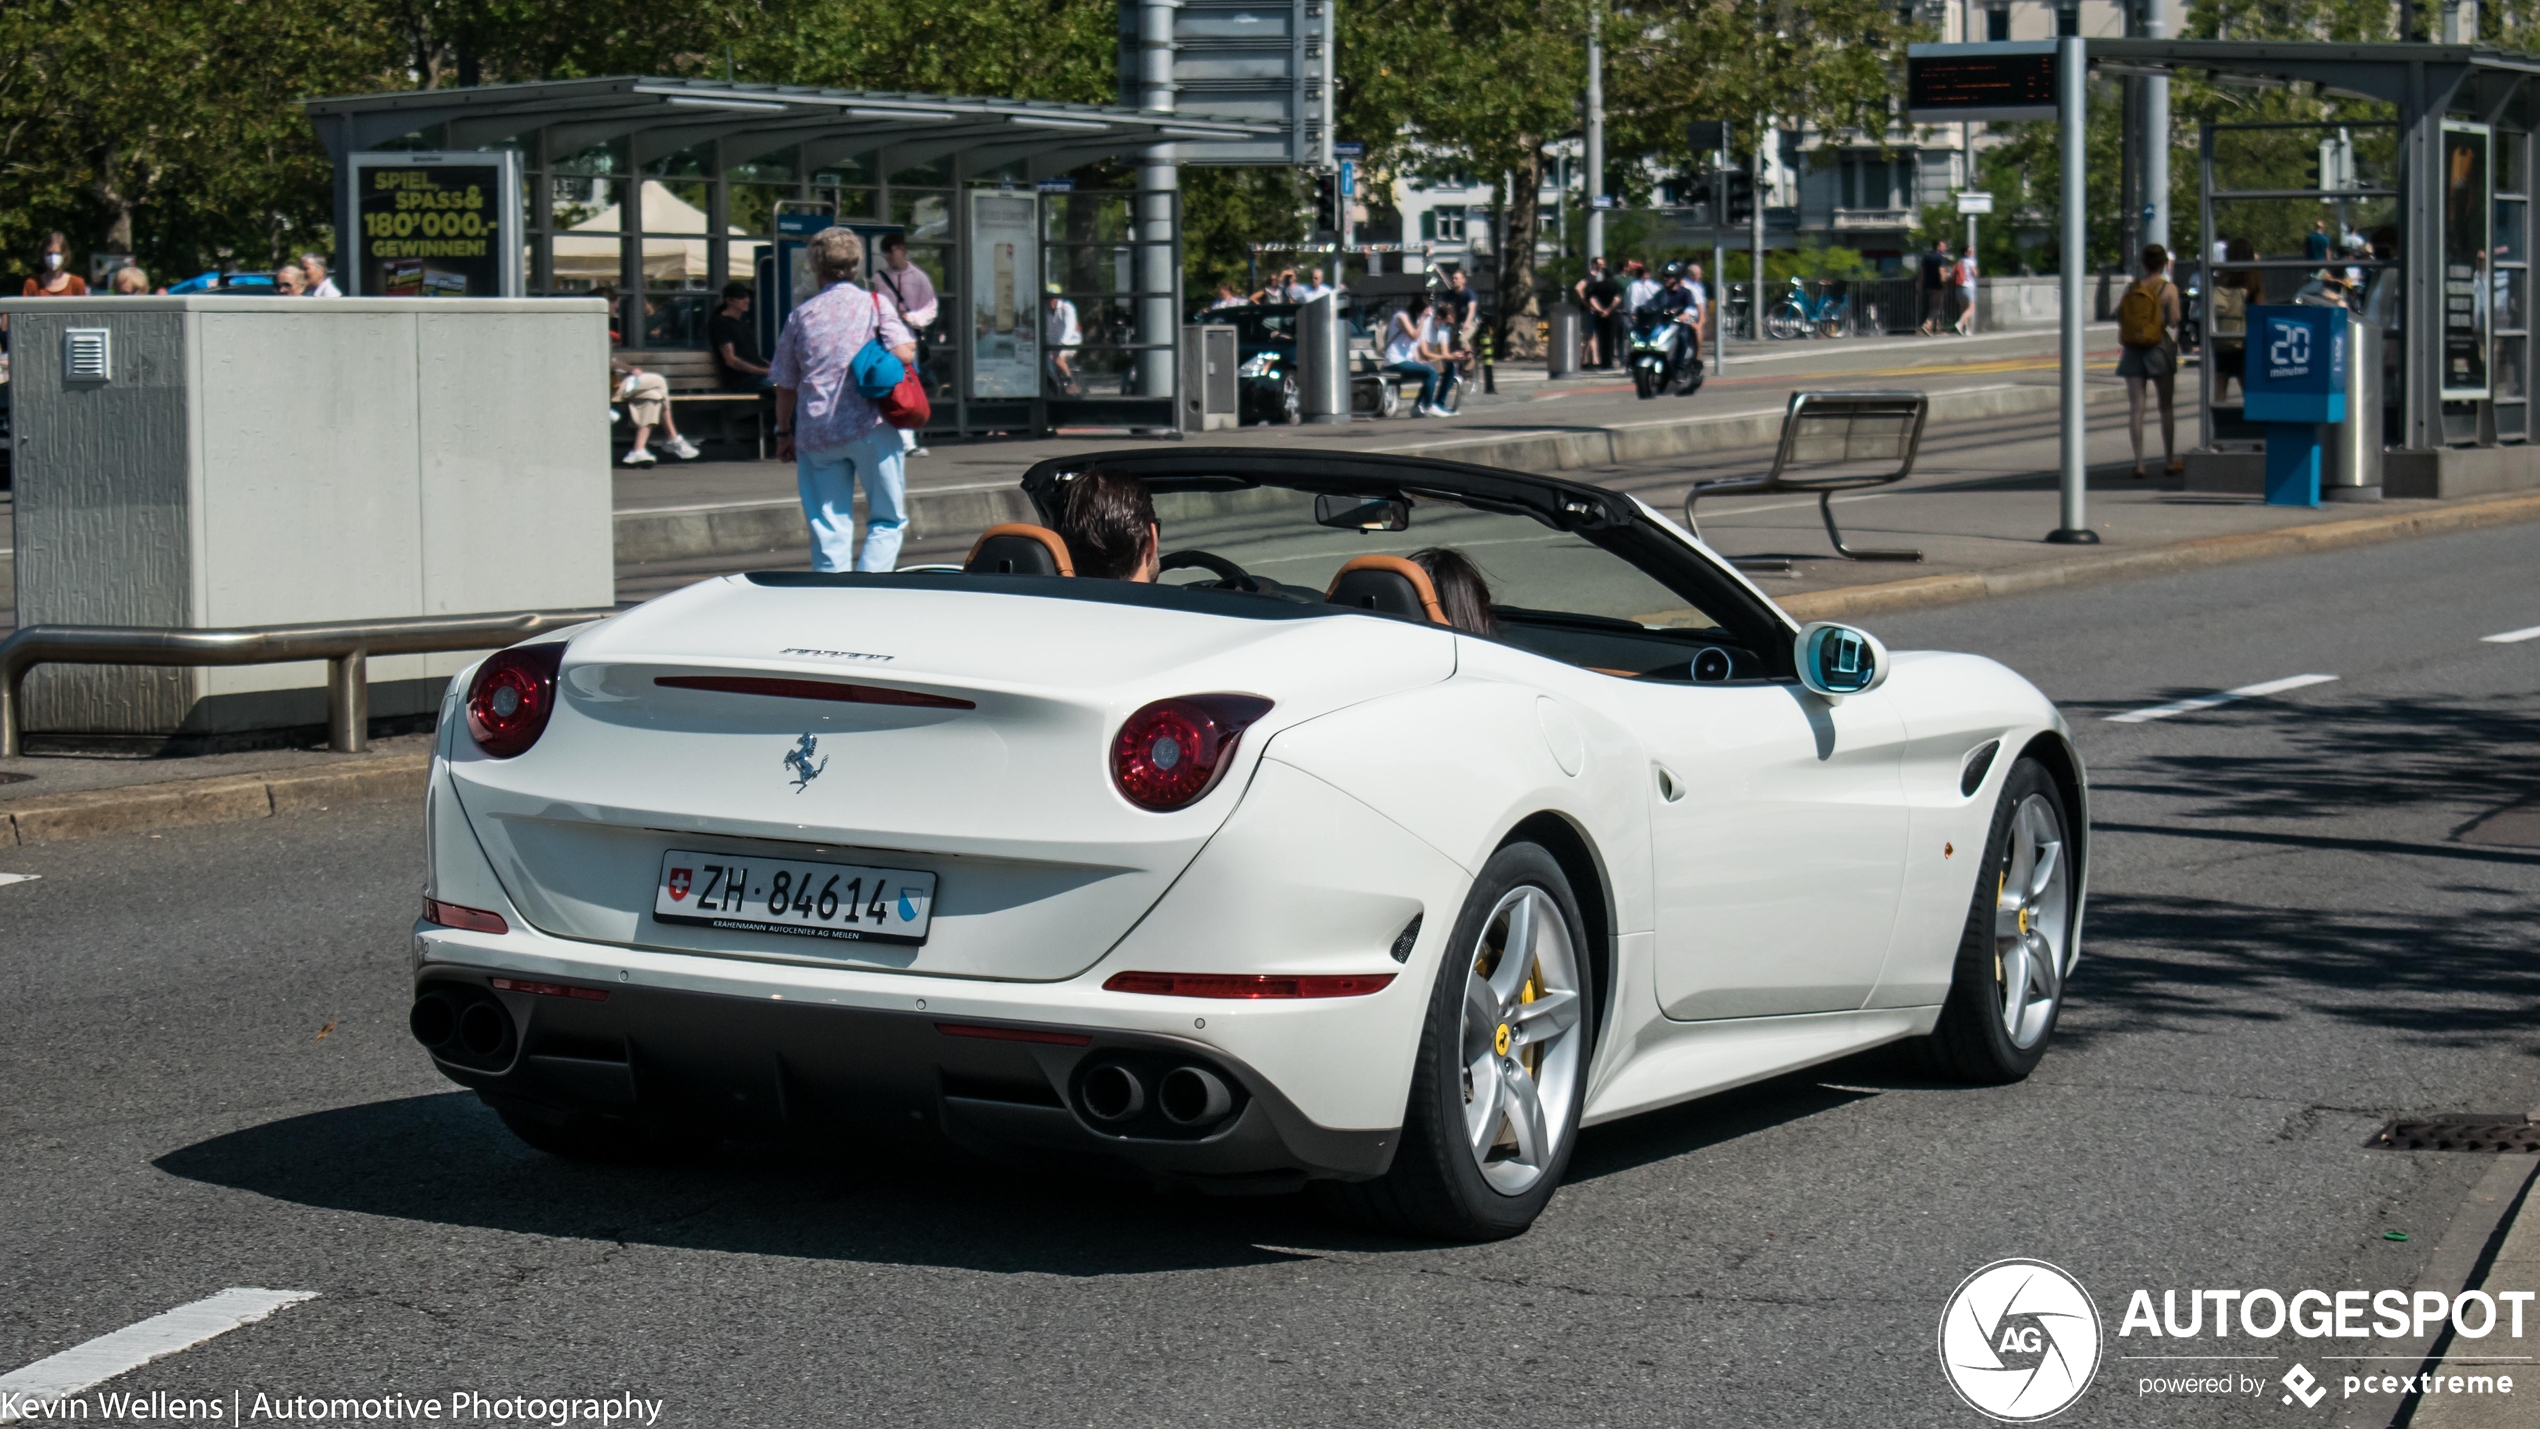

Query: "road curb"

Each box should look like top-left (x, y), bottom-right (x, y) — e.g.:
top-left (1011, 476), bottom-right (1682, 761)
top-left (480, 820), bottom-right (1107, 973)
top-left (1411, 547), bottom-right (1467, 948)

top-left (1, 753), bottom-right (429, 846)
top-left (614, 380), bottom-right (2117, 565)
top-left (1778, 488), bottom-right (2540, 623)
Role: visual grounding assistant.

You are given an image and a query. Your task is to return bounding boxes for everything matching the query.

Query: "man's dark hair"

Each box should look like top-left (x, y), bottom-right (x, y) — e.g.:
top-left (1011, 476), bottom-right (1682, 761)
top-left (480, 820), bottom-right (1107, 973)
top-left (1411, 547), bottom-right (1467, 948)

top-left (881, 231), bottom-right (908, 253)
top-left (721, 281), bottom-right (752, 302)
top-left (1410, 547), bottom-right (1499, 637)
top-left (1057, 468), bottom-right (1157, 579)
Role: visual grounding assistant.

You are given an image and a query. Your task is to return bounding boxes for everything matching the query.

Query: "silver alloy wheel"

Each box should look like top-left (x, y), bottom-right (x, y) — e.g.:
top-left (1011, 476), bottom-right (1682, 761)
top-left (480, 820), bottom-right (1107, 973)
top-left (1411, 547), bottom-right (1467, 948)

top-left (1994, 792), bottom-right (2071, 1049)
top-left (1458, 886), bottom-right (1585, 1194)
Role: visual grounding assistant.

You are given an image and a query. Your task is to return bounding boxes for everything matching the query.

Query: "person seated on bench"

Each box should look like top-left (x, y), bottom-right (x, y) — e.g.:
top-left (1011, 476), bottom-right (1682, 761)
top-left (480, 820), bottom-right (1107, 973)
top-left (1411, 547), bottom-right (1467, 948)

top-left (1410, 547), bottom-right (1499, 637)
top-left (1056, 468), bottom-right (1159, 581)
top-left (609, 354), bottom-right (700, 466)
top-left (709, 282), bottom-right (770, 391)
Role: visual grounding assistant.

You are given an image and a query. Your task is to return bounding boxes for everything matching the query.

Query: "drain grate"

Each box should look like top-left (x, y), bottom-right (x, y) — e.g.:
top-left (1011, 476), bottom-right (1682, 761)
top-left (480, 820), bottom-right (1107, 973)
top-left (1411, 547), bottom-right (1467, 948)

top-left (2371, 1115), bottom-right (2540, 1153)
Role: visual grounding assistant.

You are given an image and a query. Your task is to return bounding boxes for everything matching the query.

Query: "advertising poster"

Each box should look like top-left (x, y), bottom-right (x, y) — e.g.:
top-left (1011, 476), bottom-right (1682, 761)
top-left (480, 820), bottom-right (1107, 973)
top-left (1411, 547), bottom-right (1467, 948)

top-left (969, 191), bottom-right (1039, 399)
top-left (348, 152), bottom-right (521, 298)
top-left (2441, 120), bottom-right (2493, 400)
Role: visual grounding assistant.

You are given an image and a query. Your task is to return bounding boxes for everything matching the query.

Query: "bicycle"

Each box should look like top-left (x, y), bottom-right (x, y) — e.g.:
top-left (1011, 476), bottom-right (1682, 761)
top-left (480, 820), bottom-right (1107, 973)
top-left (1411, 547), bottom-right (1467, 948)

top-left (1765, 278), bottom-right (1856, 340)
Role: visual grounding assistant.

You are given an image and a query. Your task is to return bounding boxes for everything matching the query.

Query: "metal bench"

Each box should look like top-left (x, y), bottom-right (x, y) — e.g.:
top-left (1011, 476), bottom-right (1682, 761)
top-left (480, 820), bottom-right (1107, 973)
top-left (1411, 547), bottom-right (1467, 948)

top-left (1682, 389), bottom-right (1929, 572)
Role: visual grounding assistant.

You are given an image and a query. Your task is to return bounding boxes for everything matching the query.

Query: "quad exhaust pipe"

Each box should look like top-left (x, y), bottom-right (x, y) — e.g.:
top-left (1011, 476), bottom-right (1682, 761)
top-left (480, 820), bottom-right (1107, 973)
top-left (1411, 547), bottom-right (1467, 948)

top-left (1077, 1060), bottom-right (1236, 1129)
top-left (409, 985), bottom-right (516, 1068)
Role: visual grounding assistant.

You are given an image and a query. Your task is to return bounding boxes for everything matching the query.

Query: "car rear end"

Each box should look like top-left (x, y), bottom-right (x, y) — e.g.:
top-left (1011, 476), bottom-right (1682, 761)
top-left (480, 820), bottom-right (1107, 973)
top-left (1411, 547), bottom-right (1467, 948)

top-left (410, 573), bottom-right (1470, 1187)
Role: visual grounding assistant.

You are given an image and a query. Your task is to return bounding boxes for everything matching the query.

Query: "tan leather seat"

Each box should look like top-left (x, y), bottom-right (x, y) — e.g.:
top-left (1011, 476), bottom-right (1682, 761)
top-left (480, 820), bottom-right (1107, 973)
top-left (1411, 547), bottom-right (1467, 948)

top-left (965, 524), bottom-right (1074, 577)
top-left (1325, 555), bottom-right (1449, 625)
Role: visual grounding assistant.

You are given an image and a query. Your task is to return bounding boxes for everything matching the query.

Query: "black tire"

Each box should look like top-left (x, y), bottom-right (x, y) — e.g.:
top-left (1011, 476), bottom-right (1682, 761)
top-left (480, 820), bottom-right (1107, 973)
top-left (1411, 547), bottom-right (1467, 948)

top-left (1322, 843), bottom-right (1596, 1241)
top-left (1917, 757), bottom-right (2075, 1083)
top-left (1633, 366), bottom-right (1657, 399)
top-left (497, 1106), bottom-right (715, 1164)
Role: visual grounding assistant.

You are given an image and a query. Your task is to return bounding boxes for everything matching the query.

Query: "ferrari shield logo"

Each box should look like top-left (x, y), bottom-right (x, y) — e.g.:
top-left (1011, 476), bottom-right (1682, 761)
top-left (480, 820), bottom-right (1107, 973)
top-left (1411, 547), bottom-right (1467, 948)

top-left (667, 867), bottom-right (693, 902)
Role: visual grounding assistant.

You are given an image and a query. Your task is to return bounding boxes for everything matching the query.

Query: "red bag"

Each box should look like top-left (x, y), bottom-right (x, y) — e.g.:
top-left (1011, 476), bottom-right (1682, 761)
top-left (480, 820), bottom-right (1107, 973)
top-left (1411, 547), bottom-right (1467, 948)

top-left (871, 286), bottom-right (931, 430)
top-left (879, 368), bottom-right (930, 429)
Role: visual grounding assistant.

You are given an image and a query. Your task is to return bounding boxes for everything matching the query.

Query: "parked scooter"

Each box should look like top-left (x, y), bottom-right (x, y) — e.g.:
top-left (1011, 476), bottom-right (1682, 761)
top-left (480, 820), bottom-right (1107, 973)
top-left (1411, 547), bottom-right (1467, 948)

top-left (1629, 311), bottom-right (1704, 399)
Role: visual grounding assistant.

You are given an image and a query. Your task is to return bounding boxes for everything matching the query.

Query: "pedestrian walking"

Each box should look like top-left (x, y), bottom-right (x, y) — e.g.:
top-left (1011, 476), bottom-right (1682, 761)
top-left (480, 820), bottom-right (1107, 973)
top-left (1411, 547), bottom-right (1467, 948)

top-left (1043, 283), bottom-right (1082, 395)
top-left (769, 226), bottom-right (918, 572)
top-left (273, 264), bottom-right (310, 296)
top-left (873, 233), bottom-right (939, 457)
top-left (109, 264), bottom-right (150, 295)
top-left (1916, 238), bottom-right (1950, 335)
top-left (2115, 243), bottom-right (2184, 478)
top-left (1296, 266), bottom-right (1335, 302)
top-left (1953, 250), bottom-right (1979, 336)
top-left (302, 254), bottom-right (342, 297)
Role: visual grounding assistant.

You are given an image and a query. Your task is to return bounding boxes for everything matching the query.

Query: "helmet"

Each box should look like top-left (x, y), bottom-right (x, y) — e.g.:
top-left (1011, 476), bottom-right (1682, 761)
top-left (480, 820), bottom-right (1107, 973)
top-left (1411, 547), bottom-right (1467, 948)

top-left (1661, 261), bottom-right (1688, 280)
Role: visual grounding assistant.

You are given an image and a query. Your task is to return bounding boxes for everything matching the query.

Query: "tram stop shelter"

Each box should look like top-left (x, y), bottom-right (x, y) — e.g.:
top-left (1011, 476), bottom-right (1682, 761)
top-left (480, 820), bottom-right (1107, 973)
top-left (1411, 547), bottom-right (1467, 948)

top-left (1914, 39), bottom-right (2540, 511)
top-left (302, 78), bottom-right (1277, 438)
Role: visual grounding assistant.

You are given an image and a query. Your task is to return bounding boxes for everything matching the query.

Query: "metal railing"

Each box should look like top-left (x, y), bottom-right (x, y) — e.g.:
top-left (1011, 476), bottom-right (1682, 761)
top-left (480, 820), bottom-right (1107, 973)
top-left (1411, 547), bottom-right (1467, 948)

top-left (0, 608), bottom-right (616, 758)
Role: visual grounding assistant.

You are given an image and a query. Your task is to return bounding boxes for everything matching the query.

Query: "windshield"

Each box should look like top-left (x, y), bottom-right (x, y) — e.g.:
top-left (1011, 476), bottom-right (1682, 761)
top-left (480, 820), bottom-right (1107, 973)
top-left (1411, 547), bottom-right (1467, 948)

top-left (1148, 486), bottom-right (1718, 631)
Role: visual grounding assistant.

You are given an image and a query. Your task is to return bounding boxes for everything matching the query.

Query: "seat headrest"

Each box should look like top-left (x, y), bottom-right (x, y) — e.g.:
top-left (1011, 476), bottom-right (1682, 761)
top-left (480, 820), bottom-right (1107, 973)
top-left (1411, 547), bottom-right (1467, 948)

top-left (965, 524), bottom-right (1074, 577)
top-left (1325, 555), bottom-right (1449, 625)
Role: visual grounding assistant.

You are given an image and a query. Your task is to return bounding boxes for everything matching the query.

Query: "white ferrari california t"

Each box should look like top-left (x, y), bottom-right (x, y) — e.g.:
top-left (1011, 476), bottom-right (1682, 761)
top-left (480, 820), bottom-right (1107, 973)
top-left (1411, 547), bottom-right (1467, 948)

top-left (409, 447), bottom-right (2085, 1240)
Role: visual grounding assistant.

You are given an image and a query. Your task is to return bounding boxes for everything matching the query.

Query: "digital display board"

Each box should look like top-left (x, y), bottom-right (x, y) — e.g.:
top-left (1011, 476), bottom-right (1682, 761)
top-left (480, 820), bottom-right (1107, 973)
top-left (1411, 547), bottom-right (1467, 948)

top-left (1907, 43), bottom-right (2060, 122)
top-left (2439, 119), bottom-right (2493, 401)
top-left (2243, 305), bottom-right (2348, 425)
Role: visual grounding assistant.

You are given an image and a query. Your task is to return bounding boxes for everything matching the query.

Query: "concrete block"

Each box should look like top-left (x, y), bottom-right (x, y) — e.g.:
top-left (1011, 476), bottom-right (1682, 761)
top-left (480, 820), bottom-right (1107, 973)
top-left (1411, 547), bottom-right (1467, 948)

top-left (0, 295), bottom-right (613, 738)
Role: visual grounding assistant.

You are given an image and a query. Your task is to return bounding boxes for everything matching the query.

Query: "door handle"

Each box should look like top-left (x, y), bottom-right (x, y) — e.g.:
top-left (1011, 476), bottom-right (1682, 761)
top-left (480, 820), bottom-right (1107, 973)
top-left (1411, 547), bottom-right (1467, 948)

top-left (1654, 764), bottom-right (1686, 803)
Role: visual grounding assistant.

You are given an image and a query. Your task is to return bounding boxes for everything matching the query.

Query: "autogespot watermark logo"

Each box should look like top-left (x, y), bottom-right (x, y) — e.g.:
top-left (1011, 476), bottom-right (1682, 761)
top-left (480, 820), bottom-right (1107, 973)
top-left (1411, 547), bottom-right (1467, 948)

top-left (1939, 1259), bottom-right (2106, 1422)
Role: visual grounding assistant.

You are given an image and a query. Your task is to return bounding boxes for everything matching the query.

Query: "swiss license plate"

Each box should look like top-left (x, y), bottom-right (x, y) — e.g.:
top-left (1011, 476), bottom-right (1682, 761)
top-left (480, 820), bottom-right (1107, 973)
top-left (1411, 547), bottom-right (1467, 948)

top-left (652, 849), bottom-right (938, 945)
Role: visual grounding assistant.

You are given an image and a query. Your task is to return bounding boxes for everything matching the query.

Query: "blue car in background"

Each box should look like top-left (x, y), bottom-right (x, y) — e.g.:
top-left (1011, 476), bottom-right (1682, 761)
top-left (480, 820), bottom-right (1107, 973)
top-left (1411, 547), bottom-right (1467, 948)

top-left (165, 271), bottom-right (278, 295)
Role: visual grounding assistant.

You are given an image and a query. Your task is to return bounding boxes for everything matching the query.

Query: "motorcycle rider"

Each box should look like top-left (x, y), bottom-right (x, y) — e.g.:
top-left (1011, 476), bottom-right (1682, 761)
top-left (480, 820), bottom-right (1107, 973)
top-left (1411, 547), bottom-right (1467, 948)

top-left (1640, 262), bottom-right (1702, 384)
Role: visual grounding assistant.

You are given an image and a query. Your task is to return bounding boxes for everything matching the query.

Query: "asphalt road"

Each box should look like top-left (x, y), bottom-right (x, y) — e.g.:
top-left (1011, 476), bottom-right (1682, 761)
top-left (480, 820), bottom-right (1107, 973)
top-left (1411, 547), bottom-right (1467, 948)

top-left (5, 523), bottom-right (2539, 1428)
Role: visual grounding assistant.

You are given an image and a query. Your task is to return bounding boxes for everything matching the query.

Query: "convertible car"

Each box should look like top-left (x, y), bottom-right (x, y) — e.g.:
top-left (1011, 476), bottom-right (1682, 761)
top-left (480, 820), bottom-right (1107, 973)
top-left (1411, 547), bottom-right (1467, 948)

top-left (410, 448), bottom-right (2086, 1240)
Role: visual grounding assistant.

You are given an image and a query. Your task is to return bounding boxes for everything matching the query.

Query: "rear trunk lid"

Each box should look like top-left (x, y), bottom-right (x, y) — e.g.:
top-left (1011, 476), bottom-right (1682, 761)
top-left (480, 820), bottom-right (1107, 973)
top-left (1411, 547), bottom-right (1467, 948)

top-left (447, 574), bottom-right (1454, 981)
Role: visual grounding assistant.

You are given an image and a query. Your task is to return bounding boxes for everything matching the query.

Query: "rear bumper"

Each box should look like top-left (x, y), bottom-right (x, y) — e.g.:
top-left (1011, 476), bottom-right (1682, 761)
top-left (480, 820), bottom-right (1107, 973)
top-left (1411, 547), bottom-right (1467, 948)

top-left (417, 961), bottom-right (1398, 1188)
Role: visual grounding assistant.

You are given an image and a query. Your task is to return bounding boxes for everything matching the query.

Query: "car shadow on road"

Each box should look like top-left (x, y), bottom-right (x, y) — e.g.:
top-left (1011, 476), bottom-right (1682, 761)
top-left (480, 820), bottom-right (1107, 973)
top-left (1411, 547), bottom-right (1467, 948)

top-left (153, 1090), bottom-right (1402, 1275)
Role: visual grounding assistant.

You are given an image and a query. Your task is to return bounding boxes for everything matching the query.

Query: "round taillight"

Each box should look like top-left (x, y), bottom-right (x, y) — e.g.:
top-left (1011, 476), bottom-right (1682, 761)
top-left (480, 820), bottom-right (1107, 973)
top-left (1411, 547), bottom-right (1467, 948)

top-left (466, 644), bottom-right (565, 758)
top-left (1111, 695), bottom-right (1273, 811)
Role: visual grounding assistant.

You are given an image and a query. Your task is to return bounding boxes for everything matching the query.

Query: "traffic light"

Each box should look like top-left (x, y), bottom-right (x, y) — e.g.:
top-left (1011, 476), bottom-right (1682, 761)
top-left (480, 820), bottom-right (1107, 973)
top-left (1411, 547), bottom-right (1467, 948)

top-left (1312, 172), bottom-right (1338, 236)
top-left (1725, 171), bottom-right (1755, 226)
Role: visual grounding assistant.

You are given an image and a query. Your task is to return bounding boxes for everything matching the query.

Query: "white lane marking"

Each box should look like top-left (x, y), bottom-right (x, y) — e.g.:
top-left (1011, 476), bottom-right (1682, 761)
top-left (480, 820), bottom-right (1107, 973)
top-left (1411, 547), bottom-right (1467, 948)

top-left (2104, 674), bottom-right (2340, 724)
top-left (2481, 623), bottom-right (2540, 644)
top-left (0, 874), bottom-right (36, 888)
top-left (0, 1289), bottom-right (317, 1419)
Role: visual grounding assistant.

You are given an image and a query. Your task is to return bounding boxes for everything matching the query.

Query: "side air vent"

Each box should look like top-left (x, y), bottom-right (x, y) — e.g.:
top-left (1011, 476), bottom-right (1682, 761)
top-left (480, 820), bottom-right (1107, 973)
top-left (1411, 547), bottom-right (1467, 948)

top-left (64, 328), bottom-right (112, 382)
top-left (1960, 740), bottom-right (2001, 798)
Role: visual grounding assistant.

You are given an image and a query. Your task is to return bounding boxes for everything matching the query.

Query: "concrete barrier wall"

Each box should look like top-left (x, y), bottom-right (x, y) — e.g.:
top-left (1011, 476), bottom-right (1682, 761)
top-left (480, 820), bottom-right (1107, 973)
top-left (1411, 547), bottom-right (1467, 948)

top-left (1, 296), bottom-right (613, 739)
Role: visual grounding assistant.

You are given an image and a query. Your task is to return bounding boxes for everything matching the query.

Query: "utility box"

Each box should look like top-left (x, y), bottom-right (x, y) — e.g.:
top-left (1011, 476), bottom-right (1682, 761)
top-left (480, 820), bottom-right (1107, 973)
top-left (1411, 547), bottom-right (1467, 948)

top-left (1298, 296), bottom-right (1350, 424)
top-left (0, 296), bottom-right (613, 744)
top-left (1178, 323), bottom-right (1238, 432)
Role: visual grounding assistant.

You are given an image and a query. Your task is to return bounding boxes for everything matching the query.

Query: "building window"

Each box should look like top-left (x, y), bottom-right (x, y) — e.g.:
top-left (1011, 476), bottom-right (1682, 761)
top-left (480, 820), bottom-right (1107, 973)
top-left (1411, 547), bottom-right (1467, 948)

top-left (1840, 155), bottom-right (1914, 211)
top-left (1419, 206), bottom-right (1468, 242)
top-left (2055, 3), bottom-right (2079, 36)
top-left (1985, 5), bottom-right (2010, 40)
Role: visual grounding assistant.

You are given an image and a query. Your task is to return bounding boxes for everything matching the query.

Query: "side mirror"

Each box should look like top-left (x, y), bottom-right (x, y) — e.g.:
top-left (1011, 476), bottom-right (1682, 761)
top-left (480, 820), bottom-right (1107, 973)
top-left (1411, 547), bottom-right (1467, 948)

top-left (1794, 622), bottom-right (1890, 698)
top-left (1315, 493), bottom-right (1411, 532)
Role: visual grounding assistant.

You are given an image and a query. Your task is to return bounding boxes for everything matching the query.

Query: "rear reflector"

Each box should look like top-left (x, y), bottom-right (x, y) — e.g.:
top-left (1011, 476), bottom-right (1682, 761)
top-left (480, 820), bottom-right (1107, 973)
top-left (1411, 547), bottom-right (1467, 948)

top-left (935, 1021), bottom-right (1094, 1046)
top-left (655, 675), bottom-right (974, 710)
top-left (490, 976), bottom-right (609, 1002)
top-left (1102, 971), bottom-right (1396, 999)
top-left (422, 897), bottom-right (508, 935)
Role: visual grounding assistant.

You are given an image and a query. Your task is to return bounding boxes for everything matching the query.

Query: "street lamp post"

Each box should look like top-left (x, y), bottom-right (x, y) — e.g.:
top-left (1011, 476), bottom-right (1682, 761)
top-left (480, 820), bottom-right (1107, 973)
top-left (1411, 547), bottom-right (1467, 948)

top-left (2048, 34), bottom-right (2099, 544)
top-left (1586, 0), bottom-right (1605, 260)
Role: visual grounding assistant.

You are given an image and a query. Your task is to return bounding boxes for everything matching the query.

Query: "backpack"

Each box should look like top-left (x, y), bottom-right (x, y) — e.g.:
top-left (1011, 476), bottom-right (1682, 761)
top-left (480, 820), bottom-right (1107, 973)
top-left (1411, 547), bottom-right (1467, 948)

top-left (2211, 285), bottom-right (2249, 337)
top-left (2118, 279), bottom-right (2170, 349)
